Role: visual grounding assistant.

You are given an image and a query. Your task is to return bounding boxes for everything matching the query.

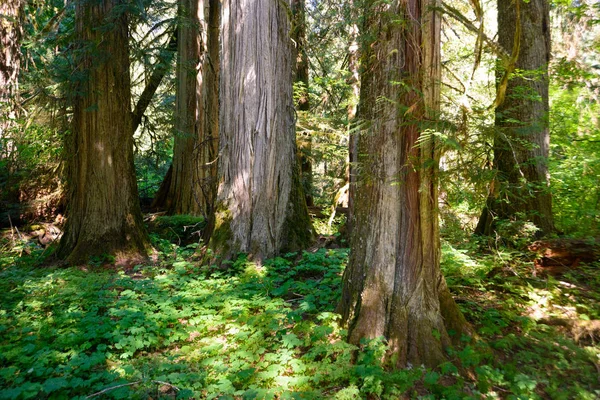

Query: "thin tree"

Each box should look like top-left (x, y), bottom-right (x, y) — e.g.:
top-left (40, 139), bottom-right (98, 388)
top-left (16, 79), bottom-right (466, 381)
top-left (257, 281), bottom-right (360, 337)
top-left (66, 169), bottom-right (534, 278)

top-left (337, 0), bottom-right (469, 367)
top-left (476, 0), bottom-right (554, 236)
top-left (210, 0), bottom-right (313, 260)
top-left (57, 0), bottom-right (150, 264)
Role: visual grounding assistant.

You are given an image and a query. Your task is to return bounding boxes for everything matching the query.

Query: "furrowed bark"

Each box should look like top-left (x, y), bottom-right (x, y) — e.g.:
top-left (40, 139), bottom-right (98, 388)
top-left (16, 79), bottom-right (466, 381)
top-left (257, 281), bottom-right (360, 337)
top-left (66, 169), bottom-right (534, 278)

top-left (211, 0), bottom-right (313, 261)
top-left (160, 0), bottom-right (220, 223)
top-left (338, 0), bottom-right (469, 368)
top-left (476, 0), bottom-right (554, 237)
top-left (0, 0), bottom-right (23, 160)
top-left (57, 0), bottom-right (150, 265)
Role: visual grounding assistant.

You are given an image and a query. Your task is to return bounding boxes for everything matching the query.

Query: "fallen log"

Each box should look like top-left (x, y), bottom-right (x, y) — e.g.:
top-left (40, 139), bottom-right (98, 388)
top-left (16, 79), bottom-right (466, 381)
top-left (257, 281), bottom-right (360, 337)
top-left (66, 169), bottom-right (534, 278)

top-left (528, 238), bottom-right (600, 274)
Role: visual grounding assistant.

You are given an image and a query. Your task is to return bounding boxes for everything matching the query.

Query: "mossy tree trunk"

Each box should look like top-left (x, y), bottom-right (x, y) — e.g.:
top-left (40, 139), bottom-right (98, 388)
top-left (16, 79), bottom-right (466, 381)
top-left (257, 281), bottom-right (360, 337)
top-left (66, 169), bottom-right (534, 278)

top-left (337, 0), bottom-right (469, 368)
top-left (57, 0), bottom-right (150, 265)
top-left (476, 0), bottom-right (554, 237)
top-left (163, 0), bottom-right (220, 220)
top-left (211, 0), bottom-right (313, 261)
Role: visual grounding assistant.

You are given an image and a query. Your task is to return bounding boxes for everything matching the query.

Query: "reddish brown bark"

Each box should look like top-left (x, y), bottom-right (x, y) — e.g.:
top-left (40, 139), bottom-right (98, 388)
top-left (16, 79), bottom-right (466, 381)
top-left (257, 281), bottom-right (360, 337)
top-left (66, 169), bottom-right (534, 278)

top-left (57, 0), bottom-right (150, 265)
top-left (338, 0), bottom-right (469, 368)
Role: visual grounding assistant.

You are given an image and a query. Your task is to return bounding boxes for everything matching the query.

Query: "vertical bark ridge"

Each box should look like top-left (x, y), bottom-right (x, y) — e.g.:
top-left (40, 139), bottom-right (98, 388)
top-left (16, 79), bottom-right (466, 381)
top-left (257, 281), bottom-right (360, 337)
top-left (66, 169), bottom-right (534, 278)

top-left (167, 0), bottom-right (205, 215)
top-left (212, 0), bottom-right (313, 261)
top-left (0, 0), bottom-right (23, 158)
top-left (160, 0), bottom-right (219, 223)
top-left (58, 0), bottom-right (150, 265)
top-left (199, 0), bottom-right (221, 241)
top-left (338, 0), bottom-right (469, 368)
top-left (476, 0), bottom-right (554, 237)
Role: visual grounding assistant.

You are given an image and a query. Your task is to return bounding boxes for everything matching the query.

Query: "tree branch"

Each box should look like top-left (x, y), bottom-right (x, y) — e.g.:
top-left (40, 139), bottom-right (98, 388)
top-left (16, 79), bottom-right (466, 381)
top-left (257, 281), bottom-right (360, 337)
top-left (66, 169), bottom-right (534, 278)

top-left (131, 28), bottom-right (178, 134)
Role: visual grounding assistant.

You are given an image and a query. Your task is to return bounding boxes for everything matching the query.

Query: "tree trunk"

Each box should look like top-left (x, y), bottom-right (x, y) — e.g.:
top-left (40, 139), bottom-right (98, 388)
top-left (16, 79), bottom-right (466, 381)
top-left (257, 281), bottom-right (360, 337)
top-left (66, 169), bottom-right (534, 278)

top-left (337, 0), bottom-right (469, 368)
top-left (0, 0), bottom-right (23, 160)
top-left (346, 19), bottom-right (360, 237)
top-left (292, 0), bottom-right (313, 207)
top-left (211, 0), bottom-right (314, 261)
top-left (161, 0), bottom-right (220, 224)
top-left (165, 0), bottom-right (205, 215)
top-left (57, 0), bottom-right (150, 265)
top-left (476, 0), bottom-right (554, 237)
top-left (198, 0), bottom-right (221, 242)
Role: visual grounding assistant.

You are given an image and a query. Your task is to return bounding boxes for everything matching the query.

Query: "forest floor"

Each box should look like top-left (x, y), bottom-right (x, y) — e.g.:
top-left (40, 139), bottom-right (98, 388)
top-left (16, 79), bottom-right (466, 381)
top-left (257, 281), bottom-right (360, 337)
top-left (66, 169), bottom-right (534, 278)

top-left (0, 216), bottom-right (599, 399)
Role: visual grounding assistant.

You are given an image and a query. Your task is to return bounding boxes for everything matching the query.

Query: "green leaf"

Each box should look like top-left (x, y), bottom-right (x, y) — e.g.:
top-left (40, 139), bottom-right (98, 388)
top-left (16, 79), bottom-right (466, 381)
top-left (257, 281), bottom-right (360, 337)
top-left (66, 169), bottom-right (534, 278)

top-left (42, 377), bottom-right (69, 393)
top-left (424, 371), bottom-right (440, 385)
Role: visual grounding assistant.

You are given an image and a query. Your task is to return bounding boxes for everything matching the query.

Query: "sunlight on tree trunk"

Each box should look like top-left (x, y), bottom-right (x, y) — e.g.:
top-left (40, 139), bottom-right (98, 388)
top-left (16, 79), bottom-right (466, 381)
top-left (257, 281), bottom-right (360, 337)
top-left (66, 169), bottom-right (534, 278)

top-left (337, 0), bottom-right (470, 368)
top-left (347, 17), bottom-right (360, 237)
top-left (210, 0), bottom-right (313, 261)
top-left (476, 0), bottom-right (554, 237)
top-left (57, 0), bottom-right (150, 265)
top-left (0, 0), bottom-right (23, 160)
top-left (164, 0), bottom-right (219, 220)
top-left (292, 0), bottom-right (313, 207)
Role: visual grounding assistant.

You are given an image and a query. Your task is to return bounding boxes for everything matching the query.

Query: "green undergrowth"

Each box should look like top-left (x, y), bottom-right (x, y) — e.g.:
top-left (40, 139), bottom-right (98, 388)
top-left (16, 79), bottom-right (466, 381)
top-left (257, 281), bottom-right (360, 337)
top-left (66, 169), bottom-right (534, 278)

top-left (0, 235), bottom-right (599, 399)
top-left (148, 215), bottom-right (206, 246)
top-left (442, 241), bottom-right (600, 399)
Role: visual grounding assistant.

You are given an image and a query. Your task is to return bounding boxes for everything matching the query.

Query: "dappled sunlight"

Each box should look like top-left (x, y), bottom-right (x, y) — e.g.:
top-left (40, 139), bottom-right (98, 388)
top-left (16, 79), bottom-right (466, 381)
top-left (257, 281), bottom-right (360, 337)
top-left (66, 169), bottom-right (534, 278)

top-left (2, 235), bottom-right (599, 398)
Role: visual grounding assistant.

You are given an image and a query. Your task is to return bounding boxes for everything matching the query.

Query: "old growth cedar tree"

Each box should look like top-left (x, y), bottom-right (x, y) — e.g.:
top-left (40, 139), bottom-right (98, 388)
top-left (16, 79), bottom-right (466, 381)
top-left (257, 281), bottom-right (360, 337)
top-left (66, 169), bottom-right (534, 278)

top-left (159, 0), bottom-right (220, 222)
top-left (292, 0), bottom-right (313, 207)
top-left (346, 10), bottom-right (360, 237)
top-left (476, 0), bottom-right (554, 236)
top-left (337, 0), bottom-right (470, 368)
top-left (210, 0), bottom-right (313, 261)
top-left (57, 0), bottom-right (150, 264)
top-left (0, 0), bottom-right (23, 146)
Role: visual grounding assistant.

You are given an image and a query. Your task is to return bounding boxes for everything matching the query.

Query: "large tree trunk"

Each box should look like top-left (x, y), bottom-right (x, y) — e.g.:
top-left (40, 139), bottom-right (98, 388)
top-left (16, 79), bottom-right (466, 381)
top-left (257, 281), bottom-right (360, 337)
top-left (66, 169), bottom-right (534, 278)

top-left (165, 0), bottom-right (205, 215)
top-left (159, 0), bottom-right (220, 223)
top-left (337, 0), bottom-right (469, 368)
top-left (210, 0), bottom-right (313, 261)
top-left (476, 0), bottom-right (554, 237)
top-left (346, 19), bottom-right (360, 237)
top-left (198, 0), bottom-right (221, 241)
top-left (0, 0), bottom-right (23, 160)
top-left (291, 0), bottom-right (313, 207)
top-left (57, 0), bottom-right (150, 265)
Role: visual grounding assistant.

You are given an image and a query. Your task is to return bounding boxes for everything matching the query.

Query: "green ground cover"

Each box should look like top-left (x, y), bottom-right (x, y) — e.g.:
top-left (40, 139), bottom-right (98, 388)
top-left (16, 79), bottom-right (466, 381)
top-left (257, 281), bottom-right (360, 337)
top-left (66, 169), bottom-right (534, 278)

top-left (0, 230), bottom-right (599, 399)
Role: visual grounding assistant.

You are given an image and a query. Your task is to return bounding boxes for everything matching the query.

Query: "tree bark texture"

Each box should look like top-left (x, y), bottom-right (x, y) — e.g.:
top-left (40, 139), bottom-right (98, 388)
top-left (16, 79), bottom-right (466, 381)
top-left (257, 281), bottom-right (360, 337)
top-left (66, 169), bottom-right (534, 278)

top-left (291, 0), bottom-right (313, 207)
top-left (57, 0), bottom-right (150, 265)
top-left (476, 0), bottom-right (554, 236)
top-left (337, 0), bottom-right (469, 368)
top-left (164, 0), bottom-right (220, 223)
top-left (0, 0), bottom-right (23, 158)
top-left (346, 20), bottom-right (360, 237)
top-left (166, 0), bottom-right (202, 215)
top-left (198, 0), bottom-right (221, 241)
top-left (212, 0), bottom-right (313, 261)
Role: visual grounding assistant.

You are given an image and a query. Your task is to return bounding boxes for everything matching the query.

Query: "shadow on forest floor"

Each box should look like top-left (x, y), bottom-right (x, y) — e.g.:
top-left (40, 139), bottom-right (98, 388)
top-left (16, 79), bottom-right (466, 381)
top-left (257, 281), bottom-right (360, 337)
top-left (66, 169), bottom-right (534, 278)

top-left (0, 237), bottom-right (599, 399)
